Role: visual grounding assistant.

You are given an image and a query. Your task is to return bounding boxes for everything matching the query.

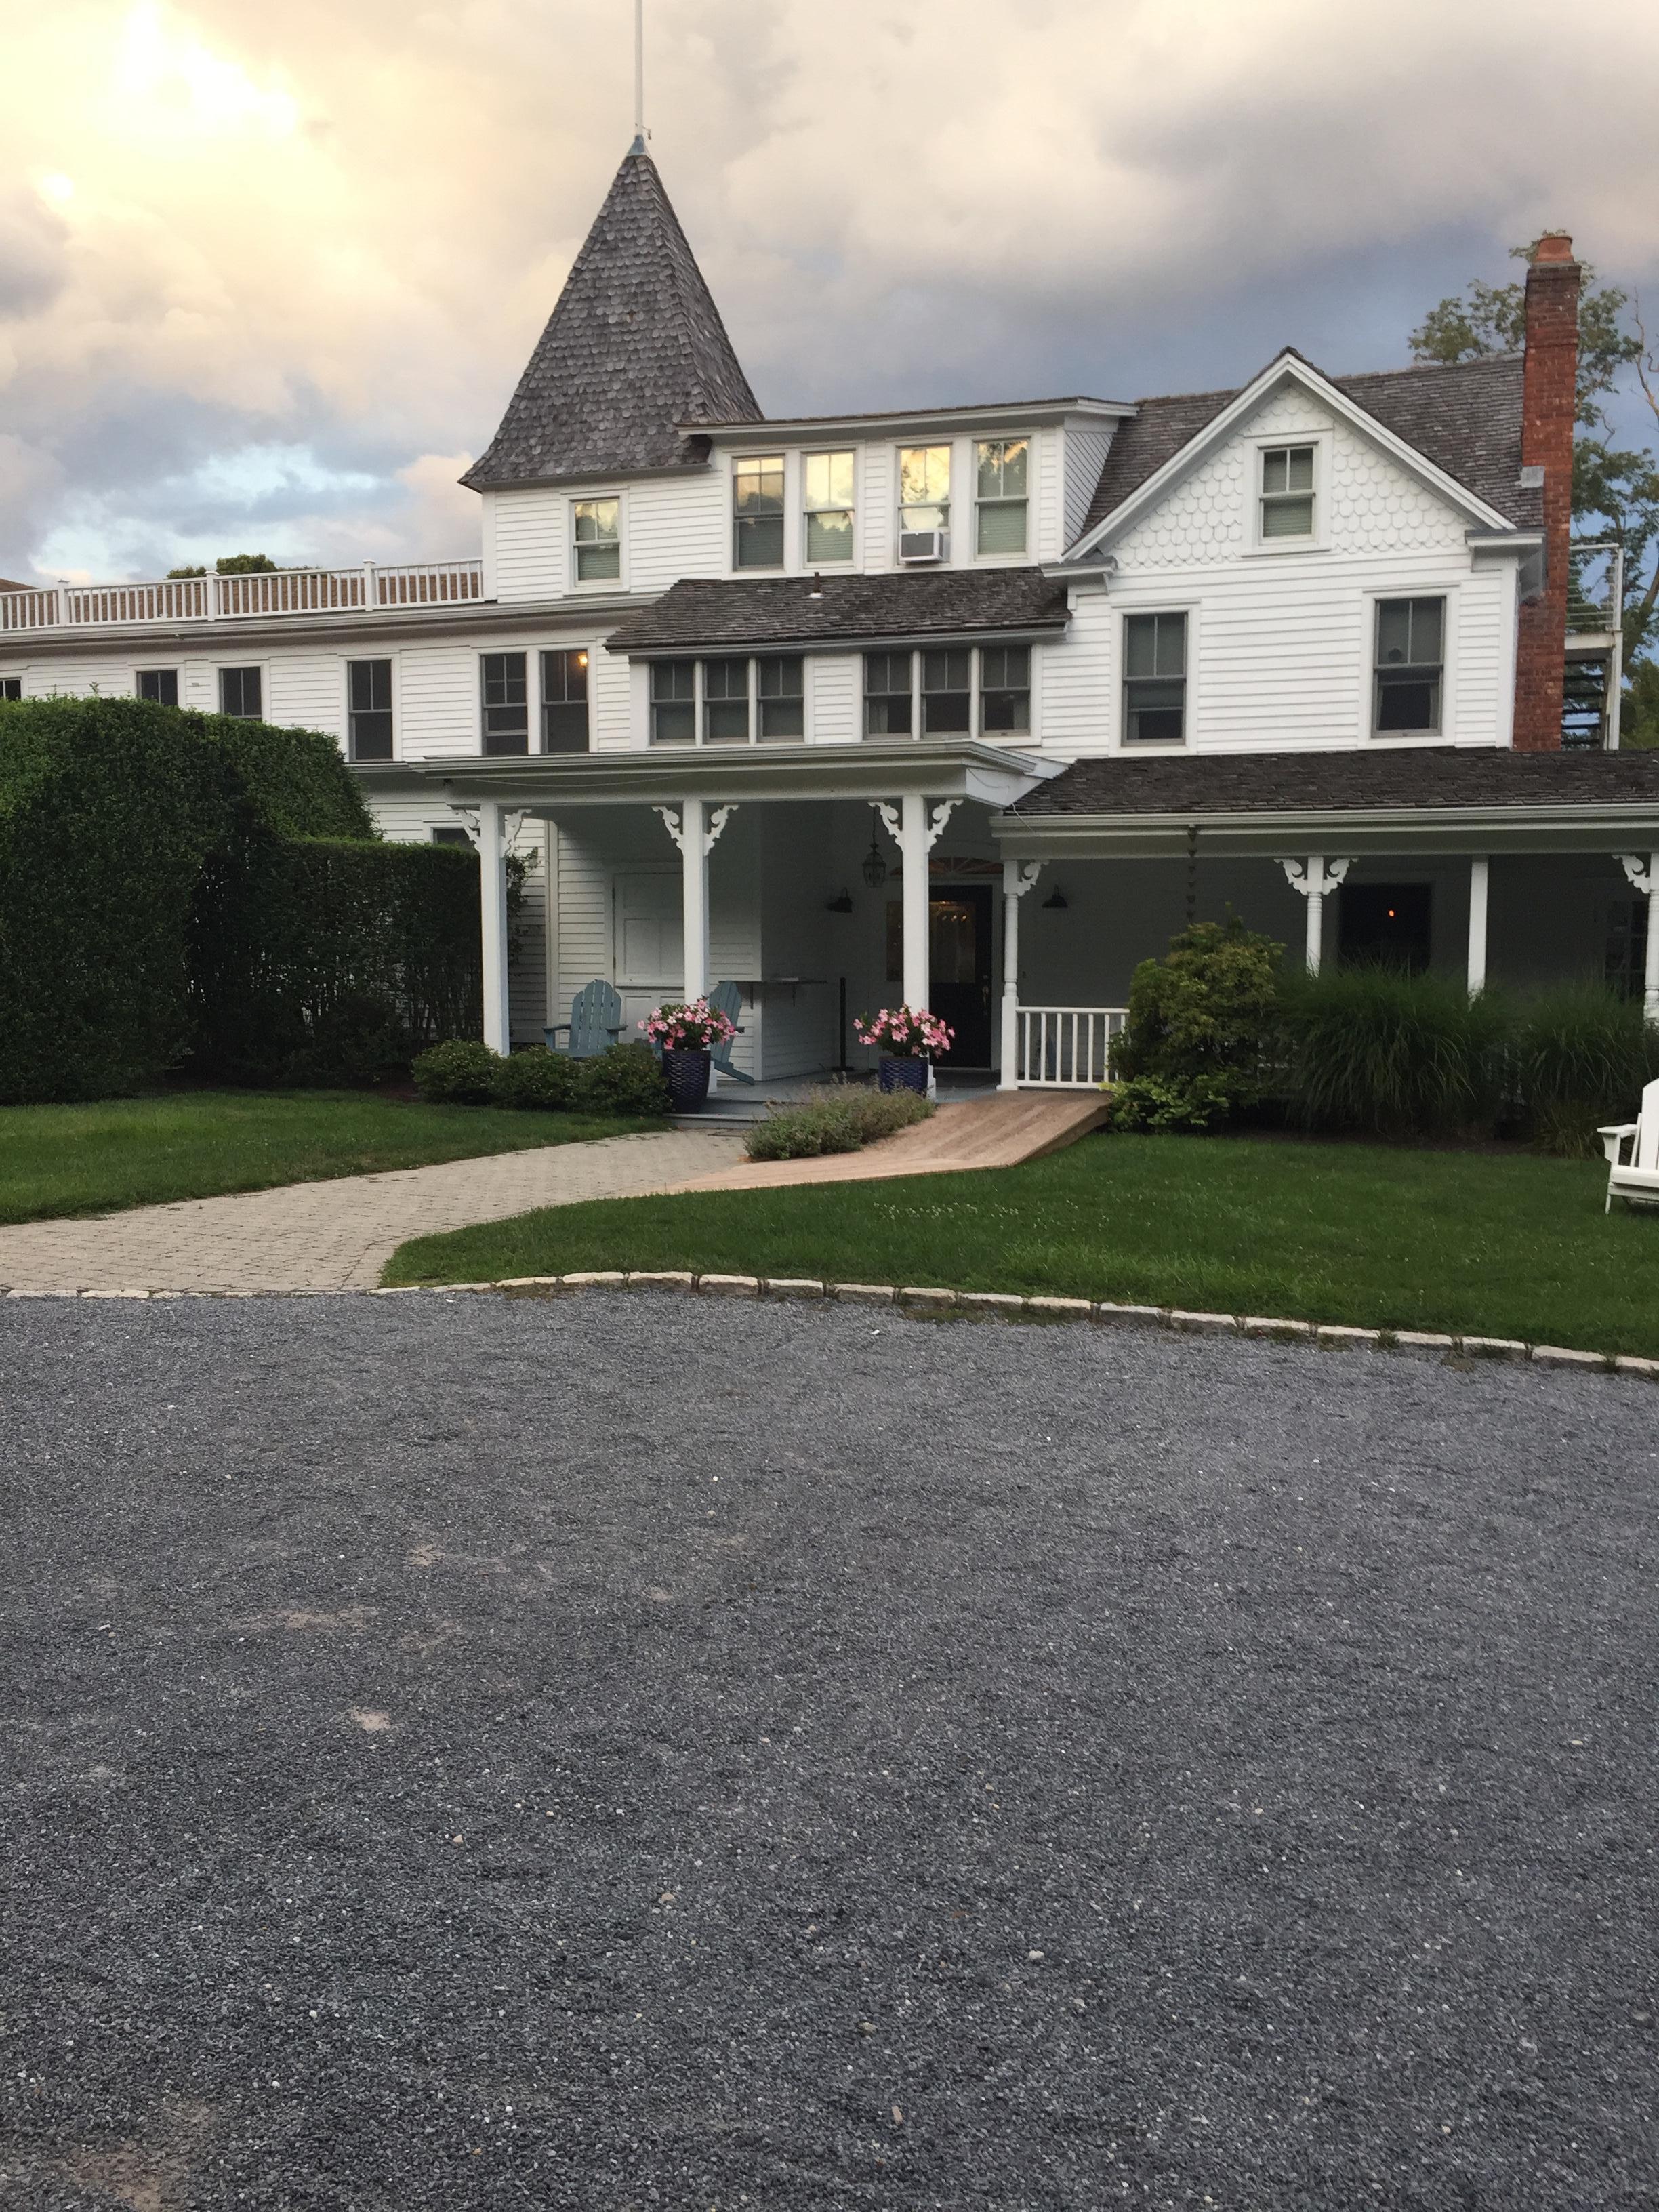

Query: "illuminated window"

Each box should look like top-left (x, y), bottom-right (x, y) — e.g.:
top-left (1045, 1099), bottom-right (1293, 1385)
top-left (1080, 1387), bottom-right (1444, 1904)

top-left (540, 648), bottom-right (590, 752)
top-left (898, 446), bottom-right (951, 538)
top-left (573, 497), bottom-right (621, 583)
top-left (975, 438), bottom-right (1029, 556)
top-left (733, 455), bottom-right (785, 569)
top-left (804, 452), bottom-right (855, 564)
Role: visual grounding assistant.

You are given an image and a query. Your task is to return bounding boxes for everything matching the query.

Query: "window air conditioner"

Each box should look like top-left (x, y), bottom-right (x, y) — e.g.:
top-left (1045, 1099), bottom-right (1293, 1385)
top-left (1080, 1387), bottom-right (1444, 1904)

top-left (899, 529), bottom-right (947, 564)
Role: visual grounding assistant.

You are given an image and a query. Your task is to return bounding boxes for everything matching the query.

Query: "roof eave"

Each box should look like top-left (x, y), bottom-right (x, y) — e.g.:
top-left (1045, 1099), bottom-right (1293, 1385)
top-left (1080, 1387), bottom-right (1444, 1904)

top-left (685, 398), bottom-right (1137, 443)
top-left (993, 798), bottom-right (1659, 859)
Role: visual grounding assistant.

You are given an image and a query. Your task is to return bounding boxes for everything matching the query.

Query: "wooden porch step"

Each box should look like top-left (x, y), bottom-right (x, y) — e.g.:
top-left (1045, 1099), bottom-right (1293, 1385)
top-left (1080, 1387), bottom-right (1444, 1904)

top-left (663, 1089), bottom-right (1109, 1195)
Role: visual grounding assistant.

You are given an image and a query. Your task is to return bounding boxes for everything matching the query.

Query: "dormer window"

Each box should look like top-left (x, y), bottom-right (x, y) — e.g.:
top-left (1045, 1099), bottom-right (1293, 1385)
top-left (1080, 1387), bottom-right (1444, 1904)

top-left (804, 451), bottom-right (856, 564)
top-left (733, 455), bottom-right (785, 569)
top-left (1259, 445), bottom-right (1315, 539)
top-left (975, 438), bottom-right (1029, 556)
top-left (573, 497), bottom-right (621, 583)
top-left (898, 445), bottom-right (951, 553)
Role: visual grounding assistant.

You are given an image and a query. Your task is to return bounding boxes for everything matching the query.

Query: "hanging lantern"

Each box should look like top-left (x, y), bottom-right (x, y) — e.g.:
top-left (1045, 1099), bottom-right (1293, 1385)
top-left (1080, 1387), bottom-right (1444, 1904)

top-left (861, 833), bottom-right (887, 890)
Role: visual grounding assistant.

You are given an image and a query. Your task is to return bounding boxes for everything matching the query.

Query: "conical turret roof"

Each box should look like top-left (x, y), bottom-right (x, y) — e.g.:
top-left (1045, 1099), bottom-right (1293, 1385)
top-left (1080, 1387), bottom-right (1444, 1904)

top-left (463, 146), bottom-right (761, 491)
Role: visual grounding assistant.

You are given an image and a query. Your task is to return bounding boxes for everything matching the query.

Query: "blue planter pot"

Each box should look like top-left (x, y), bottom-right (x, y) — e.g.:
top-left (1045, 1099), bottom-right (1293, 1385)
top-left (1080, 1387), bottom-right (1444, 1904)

top-left (663, 1048), bottom-right (712, 1111)
top-left (878, 1054), bottom-right (929, 1096)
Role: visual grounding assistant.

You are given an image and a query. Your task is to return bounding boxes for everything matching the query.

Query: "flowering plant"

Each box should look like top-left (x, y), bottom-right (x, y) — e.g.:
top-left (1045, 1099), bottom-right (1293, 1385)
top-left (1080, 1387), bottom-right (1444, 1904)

top-left (639, 997), bottom-right (737, 1052)
top-left (853, 1004), bottom-right (954, 1059)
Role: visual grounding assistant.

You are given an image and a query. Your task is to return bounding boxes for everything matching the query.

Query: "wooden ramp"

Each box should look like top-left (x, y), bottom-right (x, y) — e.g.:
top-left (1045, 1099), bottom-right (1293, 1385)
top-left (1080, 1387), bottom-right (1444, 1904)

top-left (663, 1090), bottom-right (1109, 1195)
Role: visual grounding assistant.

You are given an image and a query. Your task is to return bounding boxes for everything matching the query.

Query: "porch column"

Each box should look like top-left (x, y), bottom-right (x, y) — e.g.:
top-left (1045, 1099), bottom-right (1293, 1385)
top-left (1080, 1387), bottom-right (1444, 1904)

top-left (1279, 855), bottom-right (1353, 977)
top-left (872, 795), bottom-right (961, 1012)
top-left (999, 861), bottom-right (1044, 1091)
top-left (1467, 857), bottom-right (1490, 994)
top-left (478, 799), bottom-right (511, 1054)
top-left (654, 800), bottom-right (739, 1004)
top-left (1618, 853), bottom-right (1659, 1021)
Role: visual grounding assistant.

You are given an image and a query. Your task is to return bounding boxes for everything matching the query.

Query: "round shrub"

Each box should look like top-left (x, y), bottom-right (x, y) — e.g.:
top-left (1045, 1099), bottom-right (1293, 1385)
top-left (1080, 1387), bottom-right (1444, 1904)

top-left (1111, 916), bottom-right (1284, 1131)
top-left (491, 1045), bottom-right (576, 1112)
top-left (412, 1038), bottom-right (500, 1105)
top-left (572, 1041), bottom-right (670, 1118)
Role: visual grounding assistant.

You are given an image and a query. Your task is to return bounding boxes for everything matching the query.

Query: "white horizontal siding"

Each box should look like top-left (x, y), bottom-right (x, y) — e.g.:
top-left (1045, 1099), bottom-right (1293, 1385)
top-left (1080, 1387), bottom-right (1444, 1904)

top-left (397, 644), bottom-right (478, 758)
top-left (626, 474), bottom-right (726, 594)
top-left (1033, 423), bottom-right (1064, 562)
top-left (267, 655), bottom-right (344, 740)
top-left (591, 647), bottom-right (635, 749)
top-left (809, 652), bottom-right (858, 744)
top-left (489, 488), bottom-right (569, 600)
top-left (1038, 593), bottom-right (1113, 752)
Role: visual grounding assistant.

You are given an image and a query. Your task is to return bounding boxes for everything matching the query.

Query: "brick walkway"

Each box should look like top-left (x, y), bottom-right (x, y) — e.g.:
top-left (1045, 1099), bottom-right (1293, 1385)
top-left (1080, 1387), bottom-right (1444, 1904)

top-left (0, 1131), bottom-right (745, 1296)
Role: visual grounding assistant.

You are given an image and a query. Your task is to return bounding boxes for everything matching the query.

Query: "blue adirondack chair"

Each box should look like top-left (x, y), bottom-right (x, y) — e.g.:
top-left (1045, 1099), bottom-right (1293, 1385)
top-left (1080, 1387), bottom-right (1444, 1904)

top-left (546, 979), bottom-right (626, 1059)
top-left (707, 979), bottom-right (754, 1085)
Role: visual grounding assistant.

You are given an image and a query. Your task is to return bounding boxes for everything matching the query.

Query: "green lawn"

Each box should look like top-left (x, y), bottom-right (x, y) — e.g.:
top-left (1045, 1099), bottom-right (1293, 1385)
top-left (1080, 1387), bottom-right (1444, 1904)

top-left (383, 1131), bottom-right (1659, 1358)
top-left (0, 1092), bottom-right (665, 1227)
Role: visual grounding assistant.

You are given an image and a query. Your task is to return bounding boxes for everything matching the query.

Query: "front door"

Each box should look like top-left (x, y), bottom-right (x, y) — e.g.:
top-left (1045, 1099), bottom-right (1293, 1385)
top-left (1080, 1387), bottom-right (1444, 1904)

top-left (613, 869), bottom-right (682, 1036)
top-left (929, 884), bottom-right (992, 1065)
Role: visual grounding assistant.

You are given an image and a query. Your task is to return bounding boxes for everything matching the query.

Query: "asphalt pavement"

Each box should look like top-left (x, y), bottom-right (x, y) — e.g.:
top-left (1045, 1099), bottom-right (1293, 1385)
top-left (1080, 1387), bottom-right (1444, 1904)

top-left (1, 1293), bottom-right (1654, 2209)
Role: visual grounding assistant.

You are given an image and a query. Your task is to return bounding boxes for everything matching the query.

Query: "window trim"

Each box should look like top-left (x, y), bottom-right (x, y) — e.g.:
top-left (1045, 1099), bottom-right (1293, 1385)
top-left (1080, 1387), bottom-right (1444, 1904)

top-left (731, 451), bottom-right (788, 574)
top-left (647, 653), bottom-right (809, 746)
top-left (1245, 431), bottom-right (1331, 555)
top-left (216, 663), bottom-right (266, 721)
top-left (1115, 605), bottom-right (1195, 749)
top-left (802, 447), bottom-right (859, 569)
top-left (345, 653), bottom-right (396, 762)
top-left (0, 675), bottom-right (22, 701)
top-left (478, 649), bottom-right (531, 756)
top-left (134, 667), bottom-right (180, 708)
top-left (1366, 588), bottom-right (1454, 741)
top-left (861, 642), bottom-right (1042, 743)
top-left (972, 435), bottom-right (1033, 562)
top-left (569, 491), bottom-right (625, 590)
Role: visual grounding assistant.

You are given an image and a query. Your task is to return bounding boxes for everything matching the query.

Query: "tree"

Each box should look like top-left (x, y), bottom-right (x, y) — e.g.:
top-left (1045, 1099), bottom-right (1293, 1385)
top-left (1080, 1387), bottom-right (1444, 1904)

top-left (1412, 240), bottom-right (1658, 668)
top-left (165, 553), bottom-right (282, 579)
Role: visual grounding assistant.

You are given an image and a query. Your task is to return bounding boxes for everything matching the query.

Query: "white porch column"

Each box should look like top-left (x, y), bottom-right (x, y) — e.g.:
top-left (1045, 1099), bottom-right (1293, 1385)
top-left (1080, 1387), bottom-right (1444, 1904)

top-left (1618, 853), bottom-right (1659, 1021)
top-left (477, 799), bottom-right (511, 1054)
top-left (1279, 855), bottom-right (1353, 977)
top-left (999, 860), bottom-right (1044, 1091)
top-left (1467, 857), bottom-right (1490, 995)
top-left (872, 796), bottom-right (962, 1012)
top-left (654, 801), bottom-right (739, 1004)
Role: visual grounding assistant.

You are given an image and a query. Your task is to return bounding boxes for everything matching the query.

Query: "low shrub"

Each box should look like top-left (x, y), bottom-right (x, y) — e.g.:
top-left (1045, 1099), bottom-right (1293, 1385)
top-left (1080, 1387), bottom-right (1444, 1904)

top-left (1509, 983), bottom-right (1659, 1155)
top-left (1110, 916), bottom-right (1284, 1131)
top-left (412, 1038), bottom-right (499, 1105)
top-left (490, 1045), bottom-right (577, 1113)
top-left (1280, 966), bottom-right (1509, 1137)
top-left (745, 1086), bottom-right (933, 1162)
top-left (572, 1042), bottom-right (670, 1118)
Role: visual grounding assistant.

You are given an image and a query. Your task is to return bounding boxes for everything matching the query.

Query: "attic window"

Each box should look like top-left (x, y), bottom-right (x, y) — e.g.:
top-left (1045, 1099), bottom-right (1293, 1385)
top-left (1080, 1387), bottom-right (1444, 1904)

top-left (1260, 445), bottom-right (1315, 539)
top-left (733, 455), bottom-right (785, 569)
top-left (573, 497), bottom-right (621, 583)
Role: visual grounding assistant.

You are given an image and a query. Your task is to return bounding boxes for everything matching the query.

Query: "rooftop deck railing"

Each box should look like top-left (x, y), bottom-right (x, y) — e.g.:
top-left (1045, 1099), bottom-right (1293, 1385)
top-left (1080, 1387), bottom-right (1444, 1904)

top-left (0, 558), bottom-right (485, 634)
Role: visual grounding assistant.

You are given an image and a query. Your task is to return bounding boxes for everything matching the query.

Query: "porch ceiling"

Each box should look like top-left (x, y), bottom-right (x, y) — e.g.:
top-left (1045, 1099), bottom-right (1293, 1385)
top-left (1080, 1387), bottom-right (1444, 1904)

top-left (405, 738), bottom-right (1063, 813)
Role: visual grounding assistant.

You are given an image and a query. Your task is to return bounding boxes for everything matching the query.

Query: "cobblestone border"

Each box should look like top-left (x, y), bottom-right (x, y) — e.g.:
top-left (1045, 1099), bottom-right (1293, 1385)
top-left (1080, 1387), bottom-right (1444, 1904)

top-left (10, 1271), bottom-right (1656, 1380)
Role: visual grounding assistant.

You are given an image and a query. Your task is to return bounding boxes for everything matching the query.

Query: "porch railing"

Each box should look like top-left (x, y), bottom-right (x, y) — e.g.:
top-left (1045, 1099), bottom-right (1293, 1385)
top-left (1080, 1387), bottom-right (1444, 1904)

top-left (1015, 1005), bottom-right (1126, 1088)
top-left (0, 558), bottom-right (484, 634)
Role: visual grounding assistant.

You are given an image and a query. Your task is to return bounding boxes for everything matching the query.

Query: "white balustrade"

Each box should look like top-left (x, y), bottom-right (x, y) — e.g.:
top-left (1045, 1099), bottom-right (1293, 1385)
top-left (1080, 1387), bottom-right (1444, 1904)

top-left (1015, 1005), bottom-right (1126, 1088)
top-left (0, 559), bottom-right (483, 632)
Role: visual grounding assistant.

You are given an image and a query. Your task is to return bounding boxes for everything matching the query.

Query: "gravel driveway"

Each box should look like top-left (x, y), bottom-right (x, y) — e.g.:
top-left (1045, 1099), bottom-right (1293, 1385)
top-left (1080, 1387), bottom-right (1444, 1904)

top-left (2, 1295), bottom-right (1654, 2210)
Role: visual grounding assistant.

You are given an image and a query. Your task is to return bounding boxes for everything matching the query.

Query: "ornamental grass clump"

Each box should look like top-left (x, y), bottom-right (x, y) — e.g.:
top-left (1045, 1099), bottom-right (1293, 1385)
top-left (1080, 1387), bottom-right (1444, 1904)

top-left (1109, 916), bottom-right (1284, 1131)
top-left (1509, 983), bottom-right (1659, 1155)
top-left (1280, 966), bottom-right (1509, 1138)
top-left (744, 1086), bottom-right (933, 1162)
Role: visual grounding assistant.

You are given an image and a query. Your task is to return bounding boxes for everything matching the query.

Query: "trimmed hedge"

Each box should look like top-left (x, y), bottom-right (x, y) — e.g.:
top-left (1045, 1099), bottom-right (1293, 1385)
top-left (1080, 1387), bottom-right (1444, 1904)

top-left (0, 693), bottom-right (481, 1101)
top-left (411, 1040), bottom-right (668, 1118)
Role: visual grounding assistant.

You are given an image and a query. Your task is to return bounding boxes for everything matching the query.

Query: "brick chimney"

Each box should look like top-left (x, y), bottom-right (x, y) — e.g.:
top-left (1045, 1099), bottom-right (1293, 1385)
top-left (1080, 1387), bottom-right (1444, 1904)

top-left (1511, 233), bottom-right (1580, 750)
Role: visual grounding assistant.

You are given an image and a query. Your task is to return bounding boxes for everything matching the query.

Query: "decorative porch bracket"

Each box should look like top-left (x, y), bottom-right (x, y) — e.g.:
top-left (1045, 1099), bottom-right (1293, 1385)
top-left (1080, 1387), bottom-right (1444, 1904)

top-left (1279, 855), bottom-right (1354, 976)
top-left (653, 801), bottom-right (738, 1005)
top-left (999, 861), bottom-right (1046, 1091)
top-left (1617, 852), bottom-right (1659, 1019)
top-left (869, 796), bottom-right (961, 1087)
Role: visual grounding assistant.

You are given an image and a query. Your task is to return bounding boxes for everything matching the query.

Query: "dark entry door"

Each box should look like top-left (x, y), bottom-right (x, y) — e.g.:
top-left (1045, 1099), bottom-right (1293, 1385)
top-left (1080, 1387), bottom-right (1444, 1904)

top-left (1338, 883), bottom-right (1432, 973)
top-left (929, 884), bottom-right (993, 1065)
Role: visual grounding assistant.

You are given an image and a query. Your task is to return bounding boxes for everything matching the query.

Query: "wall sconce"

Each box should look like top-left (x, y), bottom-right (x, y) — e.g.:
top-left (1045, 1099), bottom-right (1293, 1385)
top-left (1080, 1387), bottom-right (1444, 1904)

top-left (861, 835), bottom-right (888, 890)
top-left (825, 889), bottom-right (854, 913)
top-left (1042, 885), bottom-right (1069, 909)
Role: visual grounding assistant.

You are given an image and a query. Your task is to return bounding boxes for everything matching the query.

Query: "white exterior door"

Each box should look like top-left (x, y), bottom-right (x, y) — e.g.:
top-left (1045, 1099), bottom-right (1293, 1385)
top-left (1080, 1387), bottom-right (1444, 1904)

top-left (613, 868), bottom-right (683, 1032)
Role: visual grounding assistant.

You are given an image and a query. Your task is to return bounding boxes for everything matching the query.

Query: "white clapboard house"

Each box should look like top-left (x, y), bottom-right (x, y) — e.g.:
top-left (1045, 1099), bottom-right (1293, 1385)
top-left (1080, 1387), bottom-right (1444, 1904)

top-left (4, 146), bottom-right (1654, 1086)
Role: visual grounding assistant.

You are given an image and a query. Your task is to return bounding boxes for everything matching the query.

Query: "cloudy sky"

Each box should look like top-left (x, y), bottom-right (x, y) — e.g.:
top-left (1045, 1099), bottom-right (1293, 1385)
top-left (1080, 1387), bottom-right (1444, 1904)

top-left (3, 0), bottom-right (1657, 584)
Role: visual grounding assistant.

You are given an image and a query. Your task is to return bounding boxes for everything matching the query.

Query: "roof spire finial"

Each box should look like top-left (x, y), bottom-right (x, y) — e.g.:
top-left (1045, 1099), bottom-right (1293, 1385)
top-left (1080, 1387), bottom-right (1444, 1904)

top-left (630, 0), bottom-right (647, 154)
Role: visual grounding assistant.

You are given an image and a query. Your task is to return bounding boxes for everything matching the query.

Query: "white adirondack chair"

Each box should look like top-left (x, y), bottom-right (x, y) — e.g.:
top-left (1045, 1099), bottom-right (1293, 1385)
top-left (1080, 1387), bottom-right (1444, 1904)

top-left (1599, 1078), bottom-right (1659, 1212)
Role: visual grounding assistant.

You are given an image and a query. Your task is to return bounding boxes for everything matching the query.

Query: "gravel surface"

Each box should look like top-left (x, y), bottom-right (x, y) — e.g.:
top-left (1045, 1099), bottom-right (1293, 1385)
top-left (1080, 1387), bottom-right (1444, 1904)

top-left (1, 1294), bottom-right (1654, 2211)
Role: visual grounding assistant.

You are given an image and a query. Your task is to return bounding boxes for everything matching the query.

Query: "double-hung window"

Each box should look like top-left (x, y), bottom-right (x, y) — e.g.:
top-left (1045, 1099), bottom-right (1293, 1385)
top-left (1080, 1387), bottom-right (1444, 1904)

top-left (573, 497), bottom-right (621, 583)
top-left (981, 646), bottom-right (1031, 733)
top-left (864, 651), bottom-right (914, 736)
top-left (348, 658), bottom-right (394, 760)
top-left (1374, 598), bottom-right (1444, 735)
top-left (703, 657), bottom-right (751, 743)
top-left (1259, 445), bottom-right (1315, 539)
top-left (0, 677), bottom-right (20, 701)
top-left (651, 661), bottom-right (696, 745)
top-left (1122, 613), bottom-right (1187, 743)
top-left (733, 455), bottom-right (785, 569)
top-left (922, 649), bottom-right (971, 734)
top-left (431, 825), bottom-right (472, 849)
top-left (758, 655), bottom-right (804, 739)
top-left (804, 451), bottom-right (855, 565)
top-left (541, 648), bottom-right (590, 752)
top-left (136, 669), bottom-right (179, 706)
top-left (219, 666), bottom-right (262, 719)
top-left (975, 438), bottom-right (1029, 556)
top-left (898, 446), bottom-right (951, 546)
top-left (480, 651), bottom-right (529, 754)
